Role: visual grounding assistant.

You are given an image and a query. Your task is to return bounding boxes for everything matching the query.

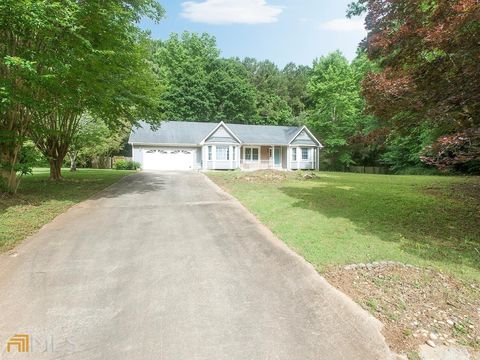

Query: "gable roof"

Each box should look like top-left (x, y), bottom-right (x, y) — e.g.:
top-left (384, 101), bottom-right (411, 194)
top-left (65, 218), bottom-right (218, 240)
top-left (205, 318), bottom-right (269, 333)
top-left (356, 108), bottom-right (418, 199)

top-left (129, 121), bottom-right (321, 146)
top-left (201, 121), bottom-right (242, 144)
top-left (289, 126), bottom-right (321, 146)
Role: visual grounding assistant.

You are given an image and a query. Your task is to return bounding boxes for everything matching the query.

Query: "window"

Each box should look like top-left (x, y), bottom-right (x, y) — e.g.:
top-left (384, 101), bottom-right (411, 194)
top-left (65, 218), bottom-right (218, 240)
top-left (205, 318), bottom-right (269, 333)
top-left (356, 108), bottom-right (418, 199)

top-left (208, 146), bottom-right (212, 161)
top-left (301, 147), bottom-right (309, 161)
top-left (244, 147), bottom-right (259, 162)
top-left (252, 148), bottom-right (259, 161)
top-left (291, 147), bottom-right (297, 161)
top-left (216, 145), bottom-right (229, 161)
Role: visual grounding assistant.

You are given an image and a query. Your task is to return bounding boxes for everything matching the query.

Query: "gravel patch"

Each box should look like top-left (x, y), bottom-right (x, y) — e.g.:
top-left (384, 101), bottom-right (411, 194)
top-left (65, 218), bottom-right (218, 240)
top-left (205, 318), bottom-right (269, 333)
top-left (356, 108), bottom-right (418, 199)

top-left (325, 263), bottom-right (480, 358)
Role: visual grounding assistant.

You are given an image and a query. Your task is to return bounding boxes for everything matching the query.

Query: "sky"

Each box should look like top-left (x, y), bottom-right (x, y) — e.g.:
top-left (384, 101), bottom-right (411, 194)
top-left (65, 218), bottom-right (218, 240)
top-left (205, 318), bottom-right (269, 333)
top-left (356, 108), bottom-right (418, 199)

top-left (140, 0), bottom-right (367, 68)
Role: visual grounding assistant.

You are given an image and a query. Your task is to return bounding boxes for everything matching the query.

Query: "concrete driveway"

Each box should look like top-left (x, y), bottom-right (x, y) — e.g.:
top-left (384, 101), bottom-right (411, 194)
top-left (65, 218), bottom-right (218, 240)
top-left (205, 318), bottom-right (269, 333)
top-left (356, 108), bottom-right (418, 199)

top-left (0, 172), bottom-right (396, 359)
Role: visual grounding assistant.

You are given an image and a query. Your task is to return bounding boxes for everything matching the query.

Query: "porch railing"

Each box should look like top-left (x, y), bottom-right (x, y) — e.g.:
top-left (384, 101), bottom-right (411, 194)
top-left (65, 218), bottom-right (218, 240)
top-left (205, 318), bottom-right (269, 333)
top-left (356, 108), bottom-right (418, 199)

top-left (241, 160), bottom-right (282, 170)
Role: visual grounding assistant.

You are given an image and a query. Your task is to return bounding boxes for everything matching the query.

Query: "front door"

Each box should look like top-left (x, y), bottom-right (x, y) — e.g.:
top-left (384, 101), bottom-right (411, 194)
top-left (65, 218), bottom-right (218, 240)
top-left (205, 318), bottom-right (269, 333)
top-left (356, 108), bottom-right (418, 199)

top-left (274, 147), bottom-right (281, 167)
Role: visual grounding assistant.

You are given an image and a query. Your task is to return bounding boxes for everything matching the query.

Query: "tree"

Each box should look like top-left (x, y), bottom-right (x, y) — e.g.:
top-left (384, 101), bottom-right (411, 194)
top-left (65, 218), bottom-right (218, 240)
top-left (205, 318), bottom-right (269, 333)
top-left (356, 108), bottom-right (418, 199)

top-left (152, 33), bottom-right (261, 123)
top-left (282, 63), bottom-right (313, 117)
top-left (346, 52), bottom-right (388, 166)
top-left (0, 1), bottom-right (80, 192)
top-left (69, 116), bottom-right (128, 171)
top-left (379, 125), bottom-right (437, 171)
top-left (28, 1), bottom-right (164, 180)
top-left (305, 51), bottom-right (386, 169)
top-left (421, 128), bottom-right (480, 174)
top-left (348, 0), bottom-right (480, 166)
top-left (208, 59), bottom-right (258, 123)
top-left (241, 58), bottom-right (294, 124)
top-left (306, 51), bottom-right (362, 168)
top-left (151, 34), bottom-right (316, 126)
top-left (1, 0), bottom-right (164, 187)
top-left (152, 32), bottom-right (219, 121)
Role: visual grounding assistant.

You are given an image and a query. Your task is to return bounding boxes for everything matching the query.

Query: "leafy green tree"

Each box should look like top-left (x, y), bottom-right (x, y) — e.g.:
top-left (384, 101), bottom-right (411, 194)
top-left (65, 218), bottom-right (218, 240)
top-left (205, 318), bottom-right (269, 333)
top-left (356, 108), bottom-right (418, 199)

top-left (151, 34), bottom-right (314, 126)
top-left (69, 116), bottom-right (128, 171)
top-left (1, 0), bottom-right (164, 188)
top-left (241, 58), bottom-right (293, 124)
top-left (208, 59), bottom-right (257, 123)
top-left (152, 33), bottom-right (260, 123)
top-left (152, 32), bottom-right (218, 120)
top-left (31, 1), bottom-right (163, 180)
top-left (306, 51), bottom-right (361, 168)
top-left (282, 63), bottom-right (313, 117)
top-left (254, 93), bottom-right (292, 125)
top-left (306, 50), bottom-right (388, 169)
top-left (0, 0), bottom-right (79, 191)
top-left (30, 31), bottom-right (162, 180)
top-left (381, 125), bottom-right (437, 172)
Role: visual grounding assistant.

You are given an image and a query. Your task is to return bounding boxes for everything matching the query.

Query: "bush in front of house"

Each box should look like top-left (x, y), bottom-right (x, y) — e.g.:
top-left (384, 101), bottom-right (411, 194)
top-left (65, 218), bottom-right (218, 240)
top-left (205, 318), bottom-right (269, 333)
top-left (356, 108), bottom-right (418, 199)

top-left (114, 160), bottom-right (141, 170)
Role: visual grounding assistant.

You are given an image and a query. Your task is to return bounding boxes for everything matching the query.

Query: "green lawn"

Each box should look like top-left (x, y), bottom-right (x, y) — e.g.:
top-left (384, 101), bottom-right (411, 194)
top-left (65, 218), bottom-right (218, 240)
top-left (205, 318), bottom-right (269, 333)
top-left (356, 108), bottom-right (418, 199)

top-left (208, 171), bottom-right (480, 281)
top-left (0, 168), bottom-right (134, 252)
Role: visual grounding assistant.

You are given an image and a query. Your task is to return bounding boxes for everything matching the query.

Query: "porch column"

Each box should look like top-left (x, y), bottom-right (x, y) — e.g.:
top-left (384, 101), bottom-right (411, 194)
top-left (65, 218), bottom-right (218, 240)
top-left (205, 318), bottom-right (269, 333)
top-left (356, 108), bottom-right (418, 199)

top-left (286, 146), bottom-right (290, 170)
top-left (272, 145), bottom-right (275, 169)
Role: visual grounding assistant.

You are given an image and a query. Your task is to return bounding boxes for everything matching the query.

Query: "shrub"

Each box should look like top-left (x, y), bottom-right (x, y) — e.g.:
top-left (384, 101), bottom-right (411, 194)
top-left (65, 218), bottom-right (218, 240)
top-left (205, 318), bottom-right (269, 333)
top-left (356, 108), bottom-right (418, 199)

top-left (114, 160), bottom-right (140, 170)
top-left (394, 166), bottom-right (442, 176)
top-left (421, 128), bottom-right (480, 174)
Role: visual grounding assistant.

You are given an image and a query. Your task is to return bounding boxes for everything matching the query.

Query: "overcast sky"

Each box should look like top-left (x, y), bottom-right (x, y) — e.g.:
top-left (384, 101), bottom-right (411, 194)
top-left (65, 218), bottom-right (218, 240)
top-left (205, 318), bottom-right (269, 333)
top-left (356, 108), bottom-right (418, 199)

top-left (141, 0), bottom-right (367, 67)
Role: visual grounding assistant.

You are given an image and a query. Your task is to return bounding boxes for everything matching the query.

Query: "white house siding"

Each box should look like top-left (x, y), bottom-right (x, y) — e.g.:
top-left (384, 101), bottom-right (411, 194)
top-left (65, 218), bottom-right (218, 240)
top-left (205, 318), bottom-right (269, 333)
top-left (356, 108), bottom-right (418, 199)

top-left (205, 125), bottom-right (240, 144)
top-left (289, 146), bottom-right (317, 170)
top-left (202, 144), bottom-right (240, 170)
top-left (290, 130), bottom-right (318, 146)
top-left (132, 146), bottom-right (143, 164)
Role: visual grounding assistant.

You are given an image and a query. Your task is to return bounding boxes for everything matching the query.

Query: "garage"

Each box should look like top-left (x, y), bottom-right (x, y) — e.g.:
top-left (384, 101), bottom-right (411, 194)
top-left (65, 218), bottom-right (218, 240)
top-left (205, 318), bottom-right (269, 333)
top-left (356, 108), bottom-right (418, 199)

top-left (142, 148), bottom-right (196, 171)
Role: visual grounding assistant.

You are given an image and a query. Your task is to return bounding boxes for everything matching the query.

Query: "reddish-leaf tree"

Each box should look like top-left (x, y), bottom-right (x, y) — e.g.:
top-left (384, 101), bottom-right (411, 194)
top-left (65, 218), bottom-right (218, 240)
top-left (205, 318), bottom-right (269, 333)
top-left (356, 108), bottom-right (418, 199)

top-left (421, 128), bottom-right (480, 173)
top-left (348, 0), bottom-right (480, 171)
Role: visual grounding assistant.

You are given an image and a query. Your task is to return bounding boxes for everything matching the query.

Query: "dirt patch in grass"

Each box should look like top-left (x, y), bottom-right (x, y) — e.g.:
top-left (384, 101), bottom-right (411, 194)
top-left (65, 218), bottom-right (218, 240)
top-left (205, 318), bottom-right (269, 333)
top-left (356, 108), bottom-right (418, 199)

top-left (450, 182), bottom-right (480, 204)
top-left (226, 169), bottom-right (318, 183)
top-left (423, 180), bottom-right (480, 205)
top-left (325, 264), bottom-right (480, 357)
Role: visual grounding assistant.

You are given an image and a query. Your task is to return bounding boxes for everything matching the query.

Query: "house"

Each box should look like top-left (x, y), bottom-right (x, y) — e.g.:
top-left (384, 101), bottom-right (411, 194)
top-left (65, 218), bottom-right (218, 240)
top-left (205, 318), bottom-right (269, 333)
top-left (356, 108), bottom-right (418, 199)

top-left (128, 121), bottom-right (322, 171)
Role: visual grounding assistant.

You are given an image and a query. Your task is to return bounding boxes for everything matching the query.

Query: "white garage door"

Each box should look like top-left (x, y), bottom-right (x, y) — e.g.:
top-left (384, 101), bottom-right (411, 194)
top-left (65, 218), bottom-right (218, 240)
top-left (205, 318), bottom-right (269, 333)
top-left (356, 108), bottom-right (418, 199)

top-left (142, 148), bottom-right (195, 170)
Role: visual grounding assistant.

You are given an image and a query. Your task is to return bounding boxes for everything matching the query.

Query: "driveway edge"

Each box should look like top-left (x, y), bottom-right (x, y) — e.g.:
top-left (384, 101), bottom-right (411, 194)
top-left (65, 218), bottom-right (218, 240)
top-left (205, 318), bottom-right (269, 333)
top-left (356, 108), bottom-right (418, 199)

top-left (202, 173), bottom-right (402, 360)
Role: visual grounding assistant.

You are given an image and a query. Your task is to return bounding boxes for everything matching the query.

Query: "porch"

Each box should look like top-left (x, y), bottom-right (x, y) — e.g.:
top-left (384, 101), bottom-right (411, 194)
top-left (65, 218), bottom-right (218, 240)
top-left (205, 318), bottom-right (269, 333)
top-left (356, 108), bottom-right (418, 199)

top-left (240, 145), bottom-right (287, 170)
top-left (201, 144), bottom-right (318, 171)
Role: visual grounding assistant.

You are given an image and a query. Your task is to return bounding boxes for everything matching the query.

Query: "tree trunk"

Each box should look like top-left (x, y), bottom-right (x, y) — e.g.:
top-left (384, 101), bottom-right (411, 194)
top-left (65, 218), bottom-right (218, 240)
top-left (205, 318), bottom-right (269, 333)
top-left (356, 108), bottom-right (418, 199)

top-left (49, 154), bottom-right (65, 180)
top-left (0, 144), bottom-right (21, 194)
top-left (1, 168), bottom-right (17, 193)
top-left (69, 151), bottom-right (77, 172)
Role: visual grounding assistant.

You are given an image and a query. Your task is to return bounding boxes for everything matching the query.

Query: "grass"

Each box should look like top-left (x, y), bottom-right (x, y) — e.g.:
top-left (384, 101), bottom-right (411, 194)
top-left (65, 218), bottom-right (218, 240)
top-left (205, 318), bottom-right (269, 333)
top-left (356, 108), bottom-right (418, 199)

top-left (0, 168), bottom-right (134, 252)
top-left (208, 170), bottom-right (480, 281)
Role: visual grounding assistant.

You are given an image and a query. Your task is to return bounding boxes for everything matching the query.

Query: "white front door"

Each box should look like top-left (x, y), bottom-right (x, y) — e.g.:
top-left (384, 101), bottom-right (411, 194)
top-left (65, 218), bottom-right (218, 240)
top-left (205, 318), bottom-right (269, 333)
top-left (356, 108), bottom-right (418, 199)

top-left (142, 148), bottom-right (195, 171)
